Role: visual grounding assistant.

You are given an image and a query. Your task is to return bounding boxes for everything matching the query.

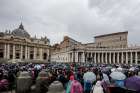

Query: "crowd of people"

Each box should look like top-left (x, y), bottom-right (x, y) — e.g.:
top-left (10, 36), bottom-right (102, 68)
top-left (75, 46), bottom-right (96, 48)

top-left (0, 62), bottom-right (140, 93)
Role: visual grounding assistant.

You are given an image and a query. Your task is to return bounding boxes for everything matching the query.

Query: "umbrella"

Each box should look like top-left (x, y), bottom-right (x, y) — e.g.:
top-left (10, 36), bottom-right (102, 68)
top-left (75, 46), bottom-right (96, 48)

top-left (110, 71), bottom-right (126, 80)
top-left (111, 68), bottom-right (117, 72)
top-left (83, 72), bottom-right (96, 82)
top-left (103, 73), bottom-right (110, 84)
top-left (129, 67), bottom-right (136, 71)
top-left (102, 67), bottom-right (110, 73)
top-left (117, 67), bottom-right (123, 71)
top-left (34, 65), bottom-right (41, 70)
top-left (125, 76), bottom-right (140, 93)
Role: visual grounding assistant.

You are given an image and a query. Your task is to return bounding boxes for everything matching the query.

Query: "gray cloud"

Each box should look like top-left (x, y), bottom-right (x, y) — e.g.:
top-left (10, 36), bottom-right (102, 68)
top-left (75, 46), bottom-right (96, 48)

top-left (0, 0), bottom-right (140, 45)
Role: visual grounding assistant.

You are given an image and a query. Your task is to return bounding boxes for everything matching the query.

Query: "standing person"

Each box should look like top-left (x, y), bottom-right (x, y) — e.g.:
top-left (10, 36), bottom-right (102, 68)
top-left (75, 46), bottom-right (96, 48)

top-left (83, 71), bottom-right (96, 93)
top-left (16, 71), bottom-right (32, 93)
top-left (35, 71), bottom-right (50, 93)
top-left (70, 80), bottom-right (83, 93)
top-left (0, 69), bottom-right (3, 80)
top-left (66, 75), bottom-right (74, 93)
top-left (47, 81), bottom-right (65, 93)
top-left (58, 70), bottom-right (68, 89)
top-left (8, 70), bottom-right (16, 91)
top-left (84, 80), bottom-right (93, 93)
top-left (92, 81), bottom-right (104, 93)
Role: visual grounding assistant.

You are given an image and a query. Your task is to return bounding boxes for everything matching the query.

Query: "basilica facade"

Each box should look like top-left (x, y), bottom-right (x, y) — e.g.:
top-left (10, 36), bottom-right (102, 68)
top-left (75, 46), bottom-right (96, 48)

top-left (0, 23), bottom-right (50, 63)
top-left (1, 23), bottom-right (140, 64)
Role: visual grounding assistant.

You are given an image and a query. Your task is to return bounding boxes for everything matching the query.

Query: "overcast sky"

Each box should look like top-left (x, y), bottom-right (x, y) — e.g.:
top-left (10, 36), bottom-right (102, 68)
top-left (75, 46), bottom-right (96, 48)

top-left (0, 0), bottom-right (140, 45)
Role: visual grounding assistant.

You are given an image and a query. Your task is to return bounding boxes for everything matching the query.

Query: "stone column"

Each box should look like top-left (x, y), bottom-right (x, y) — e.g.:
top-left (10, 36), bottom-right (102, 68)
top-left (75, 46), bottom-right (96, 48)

top-left (25, 46), bottom-right (28, 59)
top-left (135, 51), bottom-right (138, 64)
top-left (105, 52), bottom-right (108, 64)
top-left (126, 52), bottom-right (128, 64)
top-left (20, 45), bottom-right (23, 59)
top-left (94, 52), bottom-right (96, 64)
top-left (39, 48), bottom-right (43, 60)
top-left (28, 47), bottom-right (30, 59)
top-left (121, 52), bottom-right (124, 64)
top-left (13, 45), bottom-right (15, 59)
top-left (130, 52), bottom-right (133, 64)
top-left (82, 52), bottom-right (85, 63)
top-left (34, 47), bottom-right (37, 60)
top-left (7, 44), bottom-right (10, 59)
top-left (87, 52), bottom-right (89, 63)
top-left (109, 52), bottom-right (111, 64)
top-left (75, 52), bottom-right (78, 62)
top-left (4, 44), bottom-right (7, 59)
top-left (101, 52), bottom-right (104, 64)
top-left (113, 52), bottom-right (115, 64)
top-left (71, 53), bottom-right (73, 62)
top-left (117, 52), bottom-right (119, 64)
top-left (98, 52), bottom-right (100, 64)
top-left (68, 53), bottom-right (70, 62)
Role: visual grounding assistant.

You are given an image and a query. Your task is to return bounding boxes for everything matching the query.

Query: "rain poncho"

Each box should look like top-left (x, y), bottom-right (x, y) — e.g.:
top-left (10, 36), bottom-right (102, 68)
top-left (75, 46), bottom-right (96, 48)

top-left (66, 75), bottom-right (75, 93)
top-left (66, 75), bottom-right (83, 93)
top-left (66, 81), bottom-right (72, 93)
top-left (92, 81), bottom-right (104, 93)
top-left (70, 80), bottom-right (83, 93)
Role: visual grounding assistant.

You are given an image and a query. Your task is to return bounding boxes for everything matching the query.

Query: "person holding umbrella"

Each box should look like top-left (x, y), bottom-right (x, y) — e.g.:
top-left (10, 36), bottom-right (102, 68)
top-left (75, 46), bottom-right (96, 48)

top-left (83, 71), bottom-right (96, 93)
top-left (110, 71), bottom-right (126, 88)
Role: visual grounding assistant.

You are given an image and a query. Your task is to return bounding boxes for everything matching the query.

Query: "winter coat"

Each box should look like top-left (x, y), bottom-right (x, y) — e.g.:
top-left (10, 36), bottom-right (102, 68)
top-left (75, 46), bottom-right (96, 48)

top-left (35, 71), bottom-right (49, 93)
top-left (16, 71), bottom-right (32, 93)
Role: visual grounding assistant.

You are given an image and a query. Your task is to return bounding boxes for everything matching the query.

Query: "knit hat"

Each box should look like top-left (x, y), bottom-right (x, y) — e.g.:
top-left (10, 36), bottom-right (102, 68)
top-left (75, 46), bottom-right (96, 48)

top-left (47, 81), bottom-right (65, 93)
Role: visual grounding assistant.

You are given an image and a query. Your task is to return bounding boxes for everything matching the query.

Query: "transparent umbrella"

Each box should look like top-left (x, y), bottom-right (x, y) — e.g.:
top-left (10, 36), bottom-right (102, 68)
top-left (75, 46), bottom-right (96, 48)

top-left (110, 71), bottom-right (126, 80)
top-left (83, 72), bottom-right (96, 82)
